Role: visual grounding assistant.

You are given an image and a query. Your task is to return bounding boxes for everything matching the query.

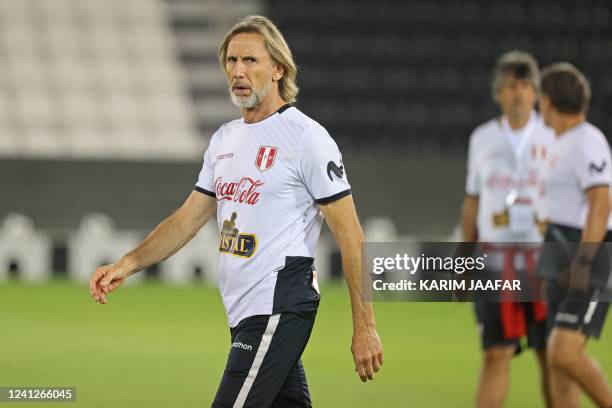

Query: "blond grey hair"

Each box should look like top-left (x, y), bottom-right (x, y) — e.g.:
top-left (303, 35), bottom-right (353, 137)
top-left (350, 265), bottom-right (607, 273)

top-left (219, 15), bottom-right (299, 103)
top-left (491, 50), bottom-right (540, 100)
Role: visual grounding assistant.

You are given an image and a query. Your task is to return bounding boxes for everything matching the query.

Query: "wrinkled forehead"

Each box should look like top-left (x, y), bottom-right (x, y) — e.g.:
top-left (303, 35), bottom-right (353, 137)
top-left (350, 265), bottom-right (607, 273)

top-left (502, 63), bottom-right (531, 79)
top-left (499, 72), bottom-right (535, 88)
top-left (226, 32), bottom-right (270, 58)
top-left (500, 63), bottom-right (536, 83)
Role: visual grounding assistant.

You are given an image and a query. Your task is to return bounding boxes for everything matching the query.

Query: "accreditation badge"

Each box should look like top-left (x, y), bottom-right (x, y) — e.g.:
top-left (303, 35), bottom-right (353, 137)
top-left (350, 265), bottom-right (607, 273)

top-left (505, 190), bottom-right (534, 236)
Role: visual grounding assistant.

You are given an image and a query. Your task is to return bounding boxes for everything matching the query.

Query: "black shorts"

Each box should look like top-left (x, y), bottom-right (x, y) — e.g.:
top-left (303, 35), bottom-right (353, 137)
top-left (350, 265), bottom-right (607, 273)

top-left (474, 302), bottom-right (547, 353)
top-left (212, 312), bottom-right (316, 408)
top-left (546, 281), bottom-right (610, 339)
top-left (540, 223), bottom-right (612, 287)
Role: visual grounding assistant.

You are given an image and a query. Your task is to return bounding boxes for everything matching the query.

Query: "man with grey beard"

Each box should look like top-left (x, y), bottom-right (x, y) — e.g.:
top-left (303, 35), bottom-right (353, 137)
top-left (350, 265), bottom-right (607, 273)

top-left (228, 67), bottom-right (271, 109)
top-left (90, 15), bottom-right (383, 407)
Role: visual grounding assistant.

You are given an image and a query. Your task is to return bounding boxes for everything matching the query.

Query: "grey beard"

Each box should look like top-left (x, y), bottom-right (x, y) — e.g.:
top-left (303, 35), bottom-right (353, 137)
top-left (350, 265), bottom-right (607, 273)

top-left (229, 82), bottom-right (271, 109)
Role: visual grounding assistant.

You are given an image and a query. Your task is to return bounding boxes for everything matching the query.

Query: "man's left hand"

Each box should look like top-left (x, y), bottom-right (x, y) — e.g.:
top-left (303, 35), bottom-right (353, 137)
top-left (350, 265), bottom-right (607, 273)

top-left (351, 328), bottom-right (384, 382)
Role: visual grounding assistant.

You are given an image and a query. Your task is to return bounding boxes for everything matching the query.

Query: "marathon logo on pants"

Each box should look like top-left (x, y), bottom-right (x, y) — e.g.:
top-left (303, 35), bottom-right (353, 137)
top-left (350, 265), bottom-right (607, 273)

top-left (231, 341), bottom-right (253, 351)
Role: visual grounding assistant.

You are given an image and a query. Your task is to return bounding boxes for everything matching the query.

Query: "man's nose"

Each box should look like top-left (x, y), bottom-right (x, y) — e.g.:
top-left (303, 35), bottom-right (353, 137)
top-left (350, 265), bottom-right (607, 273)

top-left (231, 61), bottom-right (246, 79)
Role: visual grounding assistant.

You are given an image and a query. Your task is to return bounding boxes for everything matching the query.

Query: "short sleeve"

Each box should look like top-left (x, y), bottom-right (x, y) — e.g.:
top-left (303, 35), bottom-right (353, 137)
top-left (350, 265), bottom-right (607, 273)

top-left (575, 133), bottom-right (612, 191)
top-left (298, 125), bottom-right (352, 204)
top-left (194, 141), bottom-right (216, 198)
top-left (465, 131), bottom-right (480, 196)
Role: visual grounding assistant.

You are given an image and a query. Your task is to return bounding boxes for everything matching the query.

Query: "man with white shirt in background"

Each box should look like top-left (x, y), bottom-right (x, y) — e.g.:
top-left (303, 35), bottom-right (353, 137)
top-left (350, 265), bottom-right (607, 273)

top-left (461, 50), bottom-right (555, 408)
top-left (538, 62), bottom-right (612, 408)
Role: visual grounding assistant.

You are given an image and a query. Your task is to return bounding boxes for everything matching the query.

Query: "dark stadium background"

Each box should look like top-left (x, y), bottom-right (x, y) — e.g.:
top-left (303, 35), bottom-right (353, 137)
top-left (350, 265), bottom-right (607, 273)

top-left (3, 0), bottom-right (610, 239)
top-left (0, 1), bottom-right (610, 407)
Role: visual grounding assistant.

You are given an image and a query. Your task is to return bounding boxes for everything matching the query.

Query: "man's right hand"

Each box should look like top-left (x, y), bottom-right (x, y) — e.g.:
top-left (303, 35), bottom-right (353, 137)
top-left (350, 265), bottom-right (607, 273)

top-left (89, 262), bottom-right (131, 305)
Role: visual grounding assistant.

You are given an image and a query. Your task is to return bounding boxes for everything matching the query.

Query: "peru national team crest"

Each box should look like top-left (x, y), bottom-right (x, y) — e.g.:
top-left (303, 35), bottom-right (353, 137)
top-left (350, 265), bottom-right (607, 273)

top-left (531, 144), bottom-right (547, 160)
top-left (255, 146), bottom-right (278, 171)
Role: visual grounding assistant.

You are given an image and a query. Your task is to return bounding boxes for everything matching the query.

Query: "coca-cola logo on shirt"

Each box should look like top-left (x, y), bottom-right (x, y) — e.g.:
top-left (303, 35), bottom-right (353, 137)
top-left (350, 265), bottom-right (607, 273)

top-left (486, 169), bottom-right (539, 190)
top-left (215, 177), bottom-right (263, 205)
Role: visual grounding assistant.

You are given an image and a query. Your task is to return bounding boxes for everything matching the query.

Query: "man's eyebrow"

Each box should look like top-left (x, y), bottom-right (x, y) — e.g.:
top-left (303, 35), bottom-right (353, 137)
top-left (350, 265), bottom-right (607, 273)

top-left (226, 54), bottom-right (257, 60)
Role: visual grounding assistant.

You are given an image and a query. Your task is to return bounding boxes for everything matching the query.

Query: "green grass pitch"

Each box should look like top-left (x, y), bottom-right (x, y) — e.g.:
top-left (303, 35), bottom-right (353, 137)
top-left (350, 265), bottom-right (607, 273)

top-left (0, 281), bottom-right (610, 407)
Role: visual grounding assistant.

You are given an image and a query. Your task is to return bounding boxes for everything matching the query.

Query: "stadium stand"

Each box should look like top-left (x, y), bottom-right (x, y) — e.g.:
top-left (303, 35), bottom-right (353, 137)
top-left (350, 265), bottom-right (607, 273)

top-left (0, 0), bottom-right (200, 159)
top-left (2, 0), bottom-right (610, 280)
top-left (164, 0), bottom-right (261, 135)
top-left (266, 0), bottom-right (611, 152)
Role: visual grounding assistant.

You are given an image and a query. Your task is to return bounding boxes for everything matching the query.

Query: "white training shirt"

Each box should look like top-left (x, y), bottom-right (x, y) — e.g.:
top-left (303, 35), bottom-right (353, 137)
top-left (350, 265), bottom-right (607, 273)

top-left (466, 112), bottom-right (555, 242)
top-left (541, 122), bottom-right (612, 229)
top-left (195, 105), bottom-right (351, 327)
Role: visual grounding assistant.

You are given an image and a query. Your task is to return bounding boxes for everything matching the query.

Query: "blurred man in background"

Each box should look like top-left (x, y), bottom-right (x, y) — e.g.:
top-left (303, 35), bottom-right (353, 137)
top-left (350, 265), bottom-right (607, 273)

top-left (461, 50), bottom-right (555, 408)
top-left (89, 15), bottom-right (383, 408)
top-left (538, 63), bottom-right (612, 408)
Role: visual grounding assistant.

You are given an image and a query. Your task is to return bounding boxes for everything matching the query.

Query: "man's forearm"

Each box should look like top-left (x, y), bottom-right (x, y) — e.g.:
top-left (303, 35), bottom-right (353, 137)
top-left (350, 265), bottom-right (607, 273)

top-left (461, 196), bottom-right (479, 242)
top-left (581, 204), bottom-right (609, 244)
top-left (569, 203), bottom-right (608, 281)
top-left (462, 220), bottom-right (478, 242)
top-left (339, 232), bottom-right (376, 331)
top-left (567, 191), bottom-right (610, 290)
top-left (118, 210), bottom-right (202, 276)
top-left (318, 196), bottom-right (382, 381)
top-left (574, 191), bottom-right (610, 263)
top-left (318, 197), bottom-right (376, 332)
top-left (581, 187), bottom-right (610, 245)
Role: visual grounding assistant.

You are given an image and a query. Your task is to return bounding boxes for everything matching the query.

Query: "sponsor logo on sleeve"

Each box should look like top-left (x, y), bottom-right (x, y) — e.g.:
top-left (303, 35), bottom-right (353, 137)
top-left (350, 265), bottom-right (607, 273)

top-left (219, 212), bottom-right (257, 257)
top-left (589, 160), bottom-right (607, 175)
top-left (326, 160), bottom-right (344, 181)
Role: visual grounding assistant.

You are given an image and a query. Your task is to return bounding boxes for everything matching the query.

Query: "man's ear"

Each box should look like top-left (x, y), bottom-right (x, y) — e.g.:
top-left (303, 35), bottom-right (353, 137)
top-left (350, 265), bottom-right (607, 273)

top-left (273, 64), bottom-right (285, 82)
top-left (538, 95), bottom-right (550, 112)
top-left (493, 90), bottom-right (501, 105)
